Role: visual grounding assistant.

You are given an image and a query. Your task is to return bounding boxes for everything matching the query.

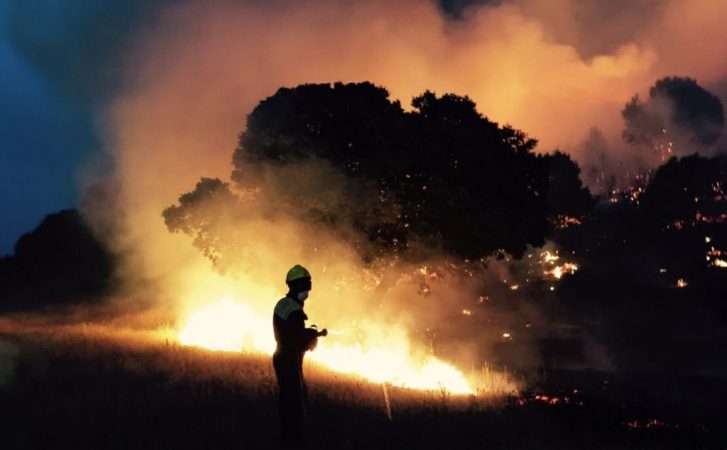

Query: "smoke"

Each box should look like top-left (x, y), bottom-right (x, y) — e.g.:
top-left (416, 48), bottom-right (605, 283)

top-left (163, 168), bottom-right (594, 373)
top-left (91, 0), bottom-right (726, 375)
top-left (107, 0), bottom-right (727, 170)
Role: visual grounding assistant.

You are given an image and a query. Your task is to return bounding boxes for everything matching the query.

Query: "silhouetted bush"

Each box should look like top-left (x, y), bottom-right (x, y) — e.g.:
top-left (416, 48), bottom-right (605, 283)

top-left (622, 76), bottom-right (724, 151)
top-left (0, 209), bottom-right (115, 311)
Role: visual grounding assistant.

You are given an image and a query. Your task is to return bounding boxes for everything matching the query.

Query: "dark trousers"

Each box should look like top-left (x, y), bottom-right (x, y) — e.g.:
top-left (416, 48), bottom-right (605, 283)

top-left (273, 352), bottom-right (307, 443)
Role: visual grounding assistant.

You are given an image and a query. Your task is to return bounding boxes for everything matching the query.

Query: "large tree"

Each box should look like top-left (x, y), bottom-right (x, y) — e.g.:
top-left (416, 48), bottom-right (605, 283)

top-left (622, 77), bottom-right (724, 159)
top-left (167, 82), bottom-right (593, 268)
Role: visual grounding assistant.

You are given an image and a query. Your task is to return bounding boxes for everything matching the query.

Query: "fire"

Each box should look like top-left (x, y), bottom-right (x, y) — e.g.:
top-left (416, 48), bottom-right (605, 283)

top-left (552, 215), bottom-right (582, 229)
top-left (540, 251), bottom-right (560, 264)
top-left (540, 251), bottom-right (579, 280)
top-left (311, 342), bottom-right (472, 393)
top-left (676, 278), bottom-right (688, 288)
top-left (178, 298), bottom-right (477, 394)
top-left (178, 299), bottom-right (275, 353)
top-left (706, 246), bottom-right (727, 269)
top-left (544, 262), bottom-right (579, 280)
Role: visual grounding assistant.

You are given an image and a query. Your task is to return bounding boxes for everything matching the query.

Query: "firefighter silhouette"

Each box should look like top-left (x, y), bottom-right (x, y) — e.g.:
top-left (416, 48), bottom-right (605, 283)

top-left (272, 264), bottom-right (327, 443)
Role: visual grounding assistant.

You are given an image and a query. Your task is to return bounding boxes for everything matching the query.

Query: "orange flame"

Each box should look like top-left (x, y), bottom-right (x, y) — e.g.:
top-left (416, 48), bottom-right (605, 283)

top-left (178, 298), bottom-right (487, 395)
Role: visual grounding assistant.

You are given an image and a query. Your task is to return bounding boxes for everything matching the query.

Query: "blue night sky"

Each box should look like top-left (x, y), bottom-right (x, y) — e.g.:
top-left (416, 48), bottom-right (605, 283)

top-left (0, 0), bottom-right (169, 255)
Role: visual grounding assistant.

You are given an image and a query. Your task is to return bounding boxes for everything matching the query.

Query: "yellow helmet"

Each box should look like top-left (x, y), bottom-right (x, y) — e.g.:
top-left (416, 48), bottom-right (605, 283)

top-left (286, 264), bottom-right (311, 284)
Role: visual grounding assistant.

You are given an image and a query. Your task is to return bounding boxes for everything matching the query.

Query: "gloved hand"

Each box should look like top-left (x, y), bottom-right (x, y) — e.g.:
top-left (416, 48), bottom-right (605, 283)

top-left (310, 324), bottom-right (328, 337)
top-left (305, 328), bottom-right (319, 351)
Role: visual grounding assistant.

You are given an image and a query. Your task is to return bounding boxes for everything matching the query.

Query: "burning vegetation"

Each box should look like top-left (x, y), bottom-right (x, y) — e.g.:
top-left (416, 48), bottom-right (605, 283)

top-left (2, 77), bottom-right (725, 397)
top-left (157, 83), bottom-right (600, 394)
top-left (2, 1), bottom-right (727, 448)
top-left (0, 78), bottom-right (725, 450)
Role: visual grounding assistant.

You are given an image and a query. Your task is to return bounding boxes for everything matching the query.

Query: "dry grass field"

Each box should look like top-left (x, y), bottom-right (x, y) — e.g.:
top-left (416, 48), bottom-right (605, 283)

top-left (0, 315), bottom-right (724, 449)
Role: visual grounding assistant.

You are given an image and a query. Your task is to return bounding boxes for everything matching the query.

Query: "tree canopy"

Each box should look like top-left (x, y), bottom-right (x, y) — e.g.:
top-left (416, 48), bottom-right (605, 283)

top-left (622, 77), bottom-right (724, 154)
top-left (216, 82), bottom-right (593, 262)
top-left (640, 153), bottom-right (727, 225)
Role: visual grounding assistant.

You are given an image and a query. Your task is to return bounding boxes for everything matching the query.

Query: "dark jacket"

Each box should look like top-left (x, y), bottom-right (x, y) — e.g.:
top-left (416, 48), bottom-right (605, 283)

top-left (273, 296), bottom-right (318, 355)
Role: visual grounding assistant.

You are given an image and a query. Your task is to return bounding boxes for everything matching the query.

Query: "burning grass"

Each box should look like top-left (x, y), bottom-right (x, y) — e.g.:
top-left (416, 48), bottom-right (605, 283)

top-left (0, 314), bottom-right (511, 406)
top-left (175, 298), bottom-right (512, 396)
top-left (0, 314), bottom-right (514, 449)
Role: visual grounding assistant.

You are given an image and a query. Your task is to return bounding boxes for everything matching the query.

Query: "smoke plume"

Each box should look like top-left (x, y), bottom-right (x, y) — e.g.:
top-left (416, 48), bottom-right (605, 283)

top-left (92, 0), bottom-right (727, 375)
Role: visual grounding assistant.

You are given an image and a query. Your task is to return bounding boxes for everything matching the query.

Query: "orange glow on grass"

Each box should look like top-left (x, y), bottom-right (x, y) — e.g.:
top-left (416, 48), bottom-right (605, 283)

top-left (178, 298), bottom-right (482, 394)
top-left (178, 299), bottom-right (275, 353)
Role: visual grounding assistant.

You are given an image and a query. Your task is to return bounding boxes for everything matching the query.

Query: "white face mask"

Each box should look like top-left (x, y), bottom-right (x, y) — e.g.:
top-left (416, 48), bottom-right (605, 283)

top-left (297, 290), bottom-right (310, 302)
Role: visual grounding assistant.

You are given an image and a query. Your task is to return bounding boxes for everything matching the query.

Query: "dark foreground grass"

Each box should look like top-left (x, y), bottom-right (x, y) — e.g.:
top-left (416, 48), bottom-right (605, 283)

top-left (0, 320), bottom-right (724, 449)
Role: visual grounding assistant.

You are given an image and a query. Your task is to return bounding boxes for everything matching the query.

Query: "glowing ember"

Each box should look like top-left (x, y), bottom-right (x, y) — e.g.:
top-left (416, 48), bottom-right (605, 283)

top-left (540, 251), bottom-right (560, 264)
top-left (707, 247), bottom-right (727, 269)
top-left (607, 183), bottom-right (648, 205)
top-left (552, 215), bottom-right (582, 229)
top-left (544, 262), bottom-right (579, 280)
top-left (539, 250), bottom-right (579, 281)
top-left (624, 418), bottom-right (674, 430)
top-left (178, 298), bottom-right (476, 394)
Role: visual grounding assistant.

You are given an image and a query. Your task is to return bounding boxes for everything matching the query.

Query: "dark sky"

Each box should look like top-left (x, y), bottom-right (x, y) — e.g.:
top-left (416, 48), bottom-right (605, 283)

top-left (0, 0), bottom-right (489, 256)
top-left (0, 0), bottom-right (169, 255)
